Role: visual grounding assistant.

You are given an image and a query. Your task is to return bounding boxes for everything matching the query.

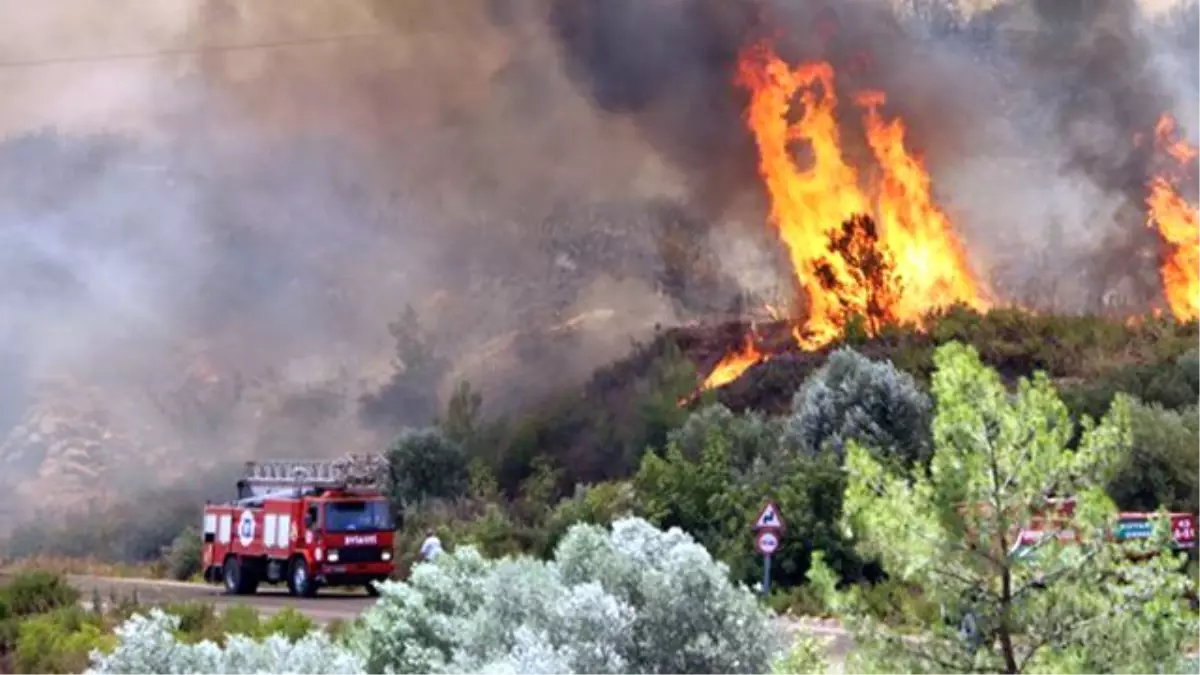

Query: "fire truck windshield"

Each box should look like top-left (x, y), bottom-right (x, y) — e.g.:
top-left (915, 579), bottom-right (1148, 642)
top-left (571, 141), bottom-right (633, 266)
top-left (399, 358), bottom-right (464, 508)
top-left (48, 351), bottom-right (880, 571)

top-left (323, 500), bottom-right (393, 533)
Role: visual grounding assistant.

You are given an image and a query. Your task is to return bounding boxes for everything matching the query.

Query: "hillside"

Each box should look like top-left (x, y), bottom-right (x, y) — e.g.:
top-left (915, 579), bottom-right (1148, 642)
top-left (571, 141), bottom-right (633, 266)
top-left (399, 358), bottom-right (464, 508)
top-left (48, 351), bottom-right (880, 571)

top-left (397, 306), bottom-right (1200, 493)
top-left (662, 308), bottom-right (1192, 398)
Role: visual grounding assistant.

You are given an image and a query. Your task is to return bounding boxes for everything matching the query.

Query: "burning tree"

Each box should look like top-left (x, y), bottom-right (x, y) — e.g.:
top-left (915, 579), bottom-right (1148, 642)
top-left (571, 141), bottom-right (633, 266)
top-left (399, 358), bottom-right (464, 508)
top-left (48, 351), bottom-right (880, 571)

top-left (735, 41), bottom-right (986, 350)
top-left (813, 213), bottom-right (903, 336)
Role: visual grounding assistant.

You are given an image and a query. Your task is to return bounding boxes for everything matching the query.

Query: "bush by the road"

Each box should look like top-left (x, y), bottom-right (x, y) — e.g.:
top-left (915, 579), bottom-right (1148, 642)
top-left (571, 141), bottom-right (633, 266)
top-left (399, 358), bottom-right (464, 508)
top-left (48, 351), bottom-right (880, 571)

top-left (15, 606), bottom-right (114, 675)
top-left (0, 572), bottom-right (100, 674)
top-left (164, 526), bottom-right (203, 582)
top-left (1, 570), bottom-right (79, 617)
top-left (0, 569), bottom-right (329, 674)
top-left (157, 601), bottom-right (317, 646)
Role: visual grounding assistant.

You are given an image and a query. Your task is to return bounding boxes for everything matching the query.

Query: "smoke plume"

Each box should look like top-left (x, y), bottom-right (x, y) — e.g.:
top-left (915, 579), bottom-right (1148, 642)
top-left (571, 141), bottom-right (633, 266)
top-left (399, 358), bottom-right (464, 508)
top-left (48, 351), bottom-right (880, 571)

top-left (0, 0), bottom-right (1195, 531)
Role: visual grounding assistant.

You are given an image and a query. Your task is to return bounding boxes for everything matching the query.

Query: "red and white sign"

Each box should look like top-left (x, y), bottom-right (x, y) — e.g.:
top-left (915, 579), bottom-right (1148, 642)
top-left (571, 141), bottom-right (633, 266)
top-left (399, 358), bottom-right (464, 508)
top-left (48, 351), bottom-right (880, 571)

top-left (345, 534), bottom-right (379, 546)
top-left (1172, 514), bottom-right (1196, 546)
top-left (756, 530), bottom-right (780, 556)
top-left (753, 501), bottom-right (785, 531)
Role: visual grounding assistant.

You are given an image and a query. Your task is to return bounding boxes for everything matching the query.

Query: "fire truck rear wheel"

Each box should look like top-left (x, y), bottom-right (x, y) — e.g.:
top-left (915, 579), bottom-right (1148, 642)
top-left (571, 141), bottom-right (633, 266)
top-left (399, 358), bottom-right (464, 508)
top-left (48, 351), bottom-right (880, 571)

top-left (222, 555), bottom-right (258, 595)
top-left (287, 556), bottom-right (317, 598)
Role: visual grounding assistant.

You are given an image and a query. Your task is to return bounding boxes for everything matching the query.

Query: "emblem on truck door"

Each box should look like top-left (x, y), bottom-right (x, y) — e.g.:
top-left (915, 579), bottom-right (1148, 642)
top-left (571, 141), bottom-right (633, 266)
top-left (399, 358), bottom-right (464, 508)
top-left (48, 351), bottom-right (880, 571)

top-left (238, 510), bottom-right (256, 547)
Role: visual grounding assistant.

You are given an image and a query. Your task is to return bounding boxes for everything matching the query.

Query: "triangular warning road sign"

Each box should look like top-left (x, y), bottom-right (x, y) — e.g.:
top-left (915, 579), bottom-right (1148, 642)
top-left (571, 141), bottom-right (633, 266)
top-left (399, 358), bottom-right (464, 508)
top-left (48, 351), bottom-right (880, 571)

top-left (753, 501), bottom-right (785, 531)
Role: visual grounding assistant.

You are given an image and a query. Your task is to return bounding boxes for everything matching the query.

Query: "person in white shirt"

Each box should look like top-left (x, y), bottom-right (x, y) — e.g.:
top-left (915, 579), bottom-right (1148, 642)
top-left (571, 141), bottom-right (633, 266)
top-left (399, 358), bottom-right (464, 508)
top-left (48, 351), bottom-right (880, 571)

top-left (419, 529), bottom-right (443, 562)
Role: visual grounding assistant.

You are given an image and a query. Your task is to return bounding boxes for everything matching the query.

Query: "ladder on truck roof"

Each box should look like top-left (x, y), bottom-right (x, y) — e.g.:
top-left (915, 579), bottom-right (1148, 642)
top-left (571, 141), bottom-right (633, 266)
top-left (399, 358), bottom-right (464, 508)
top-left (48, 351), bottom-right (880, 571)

top-left (236, 455), bottom-right (387, 499)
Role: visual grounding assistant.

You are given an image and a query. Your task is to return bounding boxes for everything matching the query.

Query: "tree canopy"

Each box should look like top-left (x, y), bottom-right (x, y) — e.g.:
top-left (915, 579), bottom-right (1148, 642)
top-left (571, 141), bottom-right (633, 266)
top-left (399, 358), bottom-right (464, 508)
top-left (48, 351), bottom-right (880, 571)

top-left (808, 342), bottom-right (1198, 674)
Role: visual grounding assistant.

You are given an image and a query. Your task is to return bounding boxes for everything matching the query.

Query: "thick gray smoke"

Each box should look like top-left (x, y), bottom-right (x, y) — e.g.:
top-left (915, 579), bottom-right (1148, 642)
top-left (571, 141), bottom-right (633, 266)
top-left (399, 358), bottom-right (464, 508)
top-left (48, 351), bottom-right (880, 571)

top-left (0, 0), bottom-right (1196, 532)
top-left (0, 0), bottom-right (739, 527)
top-left (543, 0), bottom-right (1199, 312)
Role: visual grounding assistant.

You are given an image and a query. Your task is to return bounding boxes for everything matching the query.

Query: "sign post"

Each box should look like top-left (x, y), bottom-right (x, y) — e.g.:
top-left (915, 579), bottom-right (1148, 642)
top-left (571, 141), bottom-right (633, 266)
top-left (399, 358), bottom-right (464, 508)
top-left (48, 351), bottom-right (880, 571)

top-left (752, 501), bottom-right (785, 596)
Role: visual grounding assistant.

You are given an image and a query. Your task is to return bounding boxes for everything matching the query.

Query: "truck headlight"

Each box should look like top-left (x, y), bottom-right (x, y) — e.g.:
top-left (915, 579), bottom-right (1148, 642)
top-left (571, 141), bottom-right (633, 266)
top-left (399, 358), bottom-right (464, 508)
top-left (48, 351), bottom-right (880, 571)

top-left (381, 550), bottom-right (392, 561)
top-left (327, 550), bottom-right (339, 563)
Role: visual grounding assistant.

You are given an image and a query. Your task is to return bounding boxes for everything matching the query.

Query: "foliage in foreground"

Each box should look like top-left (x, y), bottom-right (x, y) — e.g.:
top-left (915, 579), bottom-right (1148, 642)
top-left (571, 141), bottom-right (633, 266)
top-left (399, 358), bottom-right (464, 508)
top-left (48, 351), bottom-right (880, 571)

top-left (352, 517), bottom-right (782, 674)
top-left (90, 518), bottom-right (782, 674)
top-left (86, 609), bottom-right (363, 675)
top-left (808, 342), bottom-right (1199, 674)
top-left (0, 567), bottom-right (329, 674)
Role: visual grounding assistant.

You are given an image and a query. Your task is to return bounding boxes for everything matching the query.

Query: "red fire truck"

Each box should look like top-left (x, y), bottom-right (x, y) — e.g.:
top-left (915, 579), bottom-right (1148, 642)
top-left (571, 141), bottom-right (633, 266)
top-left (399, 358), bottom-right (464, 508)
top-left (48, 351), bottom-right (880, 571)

top-left (200, 458), bottom-right (396, 597)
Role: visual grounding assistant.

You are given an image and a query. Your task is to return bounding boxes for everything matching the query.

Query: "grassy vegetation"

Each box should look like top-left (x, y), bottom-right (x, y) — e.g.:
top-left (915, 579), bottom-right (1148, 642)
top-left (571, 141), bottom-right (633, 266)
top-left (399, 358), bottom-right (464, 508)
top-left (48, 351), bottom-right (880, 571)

top-left (0, 570), bottom-right (329, 674)
top-left (0, 556), bottom-right (163, 581)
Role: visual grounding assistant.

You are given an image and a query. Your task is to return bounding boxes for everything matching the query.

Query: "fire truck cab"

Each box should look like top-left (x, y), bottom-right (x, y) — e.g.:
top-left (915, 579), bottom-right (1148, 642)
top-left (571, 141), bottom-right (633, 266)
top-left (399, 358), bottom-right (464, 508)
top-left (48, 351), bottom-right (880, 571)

top-left (200, 458), bottom-right (396, 597)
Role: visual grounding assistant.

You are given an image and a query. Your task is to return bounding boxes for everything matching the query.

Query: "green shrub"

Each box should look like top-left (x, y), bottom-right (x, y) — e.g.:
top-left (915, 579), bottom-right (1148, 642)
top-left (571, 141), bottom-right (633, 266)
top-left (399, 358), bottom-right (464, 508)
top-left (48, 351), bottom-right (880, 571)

top-left (262, 607), bottom-right (316, 642)
top-left (14, 606), bottom-right (115, 674)
top-left (853, 579), bottom-right (939, 632)
top-left (325, 617), bottom-right (349, 643)
top-left (0, 619), bottom-right (16, 655)
top-left (164, 527), bottom-right (203, 581)
top-left (161, 601), bottom-right (220, 642)
top-left (1063, 348), bottom-right (1200, 421)
top-left (787, 347), bottom-right (932, 465)
top-left (540, 480), bottom-right (638, 557)
top-left (766, 584), bottom-right (829, 618)
top-left (0, 589), bottom-right (12, 651)
top-left (636, 409), bottom-right (862, 588)
top-left (384, 427), bottom-right (469, 514)
top-left (1, 570), bottom-right (79, 616)
top-left (462, 503), bottom-right (528, 559)
top-left (219, 604), bottom-right (262, 639)
top-left (108, 592), bottom-right (144, 624)
top-left (771, 635), bottom-right (830, 674)
top-left (1107, 401), bottom-right (1200, 512)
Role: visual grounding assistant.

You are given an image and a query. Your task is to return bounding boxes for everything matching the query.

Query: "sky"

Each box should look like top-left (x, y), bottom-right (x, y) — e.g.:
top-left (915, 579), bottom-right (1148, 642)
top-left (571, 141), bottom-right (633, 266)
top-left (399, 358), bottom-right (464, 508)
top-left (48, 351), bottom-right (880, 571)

top-left (0, 0), bottom-right (1187, 136)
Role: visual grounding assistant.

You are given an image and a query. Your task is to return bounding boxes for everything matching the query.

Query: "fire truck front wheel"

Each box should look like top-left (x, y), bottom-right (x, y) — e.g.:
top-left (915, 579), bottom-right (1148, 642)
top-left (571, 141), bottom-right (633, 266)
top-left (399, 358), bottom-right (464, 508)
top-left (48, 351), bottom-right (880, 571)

top-left (287, 556), bottom-right (318, 598)
top-left (222, 555), bottom-right (259, 595)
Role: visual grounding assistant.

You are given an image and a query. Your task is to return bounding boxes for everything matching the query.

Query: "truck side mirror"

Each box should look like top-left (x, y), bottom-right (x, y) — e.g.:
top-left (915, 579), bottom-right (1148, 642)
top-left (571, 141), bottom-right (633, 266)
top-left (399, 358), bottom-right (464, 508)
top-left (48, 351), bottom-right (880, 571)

top-left (305, 511), bottom-right (317, 528)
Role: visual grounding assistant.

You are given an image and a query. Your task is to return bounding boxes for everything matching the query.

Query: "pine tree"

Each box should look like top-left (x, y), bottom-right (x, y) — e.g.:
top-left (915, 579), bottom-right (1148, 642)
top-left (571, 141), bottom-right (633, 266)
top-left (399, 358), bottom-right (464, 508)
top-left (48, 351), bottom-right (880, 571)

top-left (808, 341), bottom-right (1198, 674)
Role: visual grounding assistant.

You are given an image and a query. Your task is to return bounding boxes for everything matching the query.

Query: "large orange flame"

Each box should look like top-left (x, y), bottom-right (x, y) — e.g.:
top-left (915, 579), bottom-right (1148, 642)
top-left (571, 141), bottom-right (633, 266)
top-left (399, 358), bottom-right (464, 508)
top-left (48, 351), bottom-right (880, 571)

top-left (692, 42), bottom-right (990, 393)
top-left (734, 41), bottom-right (986, 351)
top-left (1147, 115), bottom-right (1199, 322)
